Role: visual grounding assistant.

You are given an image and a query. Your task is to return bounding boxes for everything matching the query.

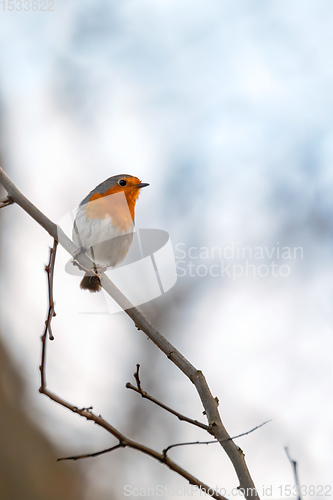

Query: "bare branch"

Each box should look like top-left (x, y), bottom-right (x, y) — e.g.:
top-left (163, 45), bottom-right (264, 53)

top-left (285, 447), bottom-right (302, 500)
top-left (44, 389), bottom-right (228, 499)
top-left (38, 247), bottom-right (228, 500)
top-left (0, 166), bottom-right (260, 500)
top-left (40, 378), bottom-right (228, 499)
top-left (126, 364), bottom-right (209, 431)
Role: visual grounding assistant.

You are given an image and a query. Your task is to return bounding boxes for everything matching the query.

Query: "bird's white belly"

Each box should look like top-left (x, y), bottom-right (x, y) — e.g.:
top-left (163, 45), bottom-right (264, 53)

top-left (73, 209), bottom-right (134, 268)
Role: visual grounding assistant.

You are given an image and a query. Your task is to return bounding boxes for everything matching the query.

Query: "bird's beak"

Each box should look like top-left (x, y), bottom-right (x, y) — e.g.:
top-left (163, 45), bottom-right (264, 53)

top-left (137, 182), bottom-right (149, 189)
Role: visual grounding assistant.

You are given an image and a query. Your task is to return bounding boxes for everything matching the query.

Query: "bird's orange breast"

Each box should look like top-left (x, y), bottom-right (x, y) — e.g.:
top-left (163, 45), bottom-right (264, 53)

top-left (84, 185), bottom-right (140, 232)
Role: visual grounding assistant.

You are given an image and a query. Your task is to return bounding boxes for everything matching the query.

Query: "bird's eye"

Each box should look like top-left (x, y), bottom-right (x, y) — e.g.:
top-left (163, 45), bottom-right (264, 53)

top-left (118, 179), bottom-right (127, 187)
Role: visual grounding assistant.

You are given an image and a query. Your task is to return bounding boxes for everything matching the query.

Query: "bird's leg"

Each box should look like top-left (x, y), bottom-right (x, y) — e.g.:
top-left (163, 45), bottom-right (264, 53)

top-left (72, 220), bottom-right (88, 264)
top-left (72, 245), bottom-right (102, 281)
top-left (0, 196), bottom-right (14, 209)
top-left (71, 247), bottom-right (90, 272)
top-left (90, 246), bottom-right (99, 277)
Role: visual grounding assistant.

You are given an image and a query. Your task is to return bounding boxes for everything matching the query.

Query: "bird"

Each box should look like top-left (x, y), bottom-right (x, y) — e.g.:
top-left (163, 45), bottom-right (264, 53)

top-left (72, 174), bottom-right (149, 292)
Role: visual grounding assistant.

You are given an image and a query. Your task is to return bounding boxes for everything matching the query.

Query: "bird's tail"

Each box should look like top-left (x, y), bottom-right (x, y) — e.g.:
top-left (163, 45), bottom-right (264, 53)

top-left (80, 273), bottom-right (101, 292)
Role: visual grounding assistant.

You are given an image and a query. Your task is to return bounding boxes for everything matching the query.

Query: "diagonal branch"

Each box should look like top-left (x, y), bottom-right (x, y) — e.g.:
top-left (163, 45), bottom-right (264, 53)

top-left (0, 166), bottom-right (260, 500)
top-left (126, 364), bottom-right (209, 431)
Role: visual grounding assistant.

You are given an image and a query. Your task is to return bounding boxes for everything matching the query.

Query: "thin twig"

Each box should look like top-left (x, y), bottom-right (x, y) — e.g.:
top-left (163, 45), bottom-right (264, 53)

top-left (285, 447), bottom-right (302, 500)
top-left (57, 443), bottom-right (125, 461)
top-left (163, 420), bottom-right (272, 456)
top-left (39, 240), bottom-right (58, 390)
top-left (45, 240), bottom-right (58, 340)
top-left (126, 364), bottom-right (209, 431)
top-left (0, 166), bottom-right (260, 500)
top-left (0, 195), bottom-right (14, 209)
top-left (133, 363), bottom-right (142, 392)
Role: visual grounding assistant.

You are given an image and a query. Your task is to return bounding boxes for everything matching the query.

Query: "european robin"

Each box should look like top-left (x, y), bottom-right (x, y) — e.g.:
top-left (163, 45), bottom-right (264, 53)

top-left (72, 174), bottom-right (149, 292)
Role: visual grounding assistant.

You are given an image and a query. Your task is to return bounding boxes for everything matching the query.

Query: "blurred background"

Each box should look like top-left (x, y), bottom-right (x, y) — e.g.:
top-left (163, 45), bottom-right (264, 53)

top-left (0, 1), bottom-right (332, 499)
